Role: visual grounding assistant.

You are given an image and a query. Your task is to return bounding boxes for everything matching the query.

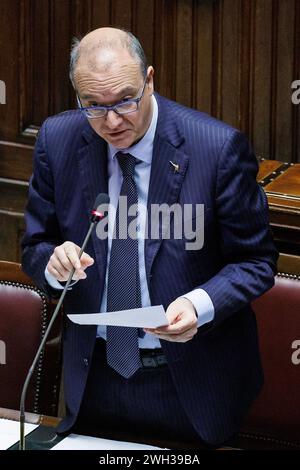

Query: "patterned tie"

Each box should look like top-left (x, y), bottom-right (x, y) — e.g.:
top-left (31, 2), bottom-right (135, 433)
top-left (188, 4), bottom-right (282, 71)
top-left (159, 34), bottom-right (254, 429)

top-left (106, 152), bottom-right (142, 378)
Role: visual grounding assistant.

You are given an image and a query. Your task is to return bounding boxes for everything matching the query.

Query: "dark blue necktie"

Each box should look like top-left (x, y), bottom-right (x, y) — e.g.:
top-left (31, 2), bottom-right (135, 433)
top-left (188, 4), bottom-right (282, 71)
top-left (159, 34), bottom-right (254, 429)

top-left (106, 152), bottom-right (142, 378)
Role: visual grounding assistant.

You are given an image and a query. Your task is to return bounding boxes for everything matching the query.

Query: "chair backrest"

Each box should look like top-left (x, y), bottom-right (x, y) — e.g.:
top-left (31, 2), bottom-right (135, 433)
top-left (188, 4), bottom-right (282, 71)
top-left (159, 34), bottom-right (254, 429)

top-left (236, 254), bottom-right (300, 449)
top-left (0, 261), bottom-right (62, 416)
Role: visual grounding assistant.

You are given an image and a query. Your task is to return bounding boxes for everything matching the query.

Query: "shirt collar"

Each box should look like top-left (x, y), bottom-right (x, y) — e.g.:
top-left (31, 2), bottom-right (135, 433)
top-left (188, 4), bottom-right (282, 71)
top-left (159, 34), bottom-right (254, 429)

top-left (108, 95), bottom-right (158, 165)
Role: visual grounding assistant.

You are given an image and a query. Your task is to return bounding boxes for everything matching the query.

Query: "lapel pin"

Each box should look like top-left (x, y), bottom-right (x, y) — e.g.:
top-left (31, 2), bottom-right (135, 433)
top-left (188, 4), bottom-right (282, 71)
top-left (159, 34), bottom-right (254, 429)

top-left (169, 161), bottom-right (180, 173)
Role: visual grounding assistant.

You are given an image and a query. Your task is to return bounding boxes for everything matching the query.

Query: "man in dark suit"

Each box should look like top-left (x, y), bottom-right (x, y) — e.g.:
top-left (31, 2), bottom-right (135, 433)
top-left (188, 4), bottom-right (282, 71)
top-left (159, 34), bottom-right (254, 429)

top-left (22, 27), bottom-right (278, 446)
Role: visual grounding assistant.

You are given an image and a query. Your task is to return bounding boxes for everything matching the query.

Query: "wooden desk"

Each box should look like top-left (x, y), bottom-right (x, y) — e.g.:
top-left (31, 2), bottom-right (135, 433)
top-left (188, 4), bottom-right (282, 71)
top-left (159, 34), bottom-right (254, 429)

top-left (258, 160), bottom-right (300, 254)
top-left (0, 407), bottom-right (59, 428)
top-left (0, 407), bottom-right (228, 450)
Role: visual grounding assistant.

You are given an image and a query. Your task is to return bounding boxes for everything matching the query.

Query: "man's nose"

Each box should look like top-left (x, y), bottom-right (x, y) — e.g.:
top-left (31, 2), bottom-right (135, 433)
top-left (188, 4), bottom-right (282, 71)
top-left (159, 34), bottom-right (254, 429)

top-left (105, 110), bottom-right (123, 128)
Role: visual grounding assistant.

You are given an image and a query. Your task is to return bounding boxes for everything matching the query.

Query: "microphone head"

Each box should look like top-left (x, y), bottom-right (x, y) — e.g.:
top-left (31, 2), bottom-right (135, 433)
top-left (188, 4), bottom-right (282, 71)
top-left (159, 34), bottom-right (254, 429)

top-left (91, 193), bottom-right (110, 223)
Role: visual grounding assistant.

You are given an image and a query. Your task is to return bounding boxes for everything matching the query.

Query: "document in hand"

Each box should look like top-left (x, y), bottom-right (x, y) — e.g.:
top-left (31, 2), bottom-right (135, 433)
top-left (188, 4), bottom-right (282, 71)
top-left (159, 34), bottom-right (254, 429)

top-left (67, 305), bottom-right (169, 329)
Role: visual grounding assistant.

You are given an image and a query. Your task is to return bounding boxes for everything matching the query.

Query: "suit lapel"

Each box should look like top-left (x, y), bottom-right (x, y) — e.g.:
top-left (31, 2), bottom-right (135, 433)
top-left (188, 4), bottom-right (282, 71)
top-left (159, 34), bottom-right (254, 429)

top-left (76, 124), bottom-right (108, 290)
top-left (145, 96), bottom-right (189, 282)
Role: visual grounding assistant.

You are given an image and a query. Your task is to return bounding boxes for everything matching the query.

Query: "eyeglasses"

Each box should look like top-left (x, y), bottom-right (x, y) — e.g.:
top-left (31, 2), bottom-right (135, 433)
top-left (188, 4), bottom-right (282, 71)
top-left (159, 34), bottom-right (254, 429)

top-left (76, 77), bottom-right (148, 119)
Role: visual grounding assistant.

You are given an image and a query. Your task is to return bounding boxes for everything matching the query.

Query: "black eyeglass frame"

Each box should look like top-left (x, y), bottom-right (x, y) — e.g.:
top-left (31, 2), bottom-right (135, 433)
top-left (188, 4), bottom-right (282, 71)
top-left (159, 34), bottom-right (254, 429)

top-left (76, 76), bottom-right (148, 119)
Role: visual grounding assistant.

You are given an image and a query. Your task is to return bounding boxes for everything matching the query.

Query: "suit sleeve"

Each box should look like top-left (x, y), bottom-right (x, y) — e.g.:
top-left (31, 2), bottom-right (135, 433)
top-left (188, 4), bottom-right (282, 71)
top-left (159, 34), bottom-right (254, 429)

top-left (199, 130), bottom-right (278, 329)
top-left (21, 120), bottom-right (63, 297)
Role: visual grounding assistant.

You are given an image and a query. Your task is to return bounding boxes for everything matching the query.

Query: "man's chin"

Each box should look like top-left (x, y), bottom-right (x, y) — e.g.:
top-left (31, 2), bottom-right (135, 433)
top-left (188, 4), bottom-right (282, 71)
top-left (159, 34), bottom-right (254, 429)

top-left (106, 131), bottom-right (135, 149)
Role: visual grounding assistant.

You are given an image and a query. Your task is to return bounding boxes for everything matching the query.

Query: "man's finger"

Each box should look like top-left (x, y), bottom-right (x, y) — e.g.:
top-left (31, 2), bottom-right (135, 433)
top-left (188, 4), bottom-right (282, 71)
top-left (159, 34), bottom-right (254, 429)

top-left (71, 271), bottom-right (87, 280)
top-left (47, 262), bottom-right (69, 281)
top-left (49, 254), bottom-right (71, 277)
top-left (165, 303), bottom-right (182, 325)
top-left (157, 314), bottom-right (195, 334)
top-left (80, 252), bottom-right (94, 268)
top-left (53, 247), bottom-right (74, 272)
top-left (62, 243), bottom-right (81, 269)
top-left (72, 245), bottom-right (94, 269)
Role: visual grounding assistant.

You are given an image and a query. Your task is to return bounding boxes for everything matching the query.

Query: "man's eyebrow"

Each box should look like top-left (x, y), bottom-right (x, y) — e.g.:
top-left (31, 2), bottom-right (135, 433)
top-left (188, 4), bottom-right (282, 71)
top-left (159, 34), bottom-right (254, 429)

top-left (81, 94), bottom-right (96, 100)
top-left (81, 86), bottom-right (138, 102)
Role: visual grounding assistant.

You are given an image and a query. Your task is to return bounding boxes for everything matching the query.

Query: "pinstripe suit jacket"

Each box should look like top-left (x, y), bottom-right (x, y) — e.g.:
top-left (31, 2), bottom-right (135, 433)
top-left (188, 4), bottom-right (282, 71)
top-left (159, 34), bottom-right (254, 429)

top-left (22, 93), bottom-right (278, 444)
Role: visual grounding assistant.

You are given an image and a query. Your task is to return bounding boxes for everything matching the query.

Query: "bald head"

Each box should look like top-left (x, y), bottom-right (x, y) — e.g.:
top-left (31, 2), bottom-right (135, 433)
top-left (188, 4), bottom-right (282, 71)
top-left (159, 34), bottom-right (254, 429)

top-left (81, 27), bottom-right (131, 51)
top-left (70, 27), bottom-right (148, 86)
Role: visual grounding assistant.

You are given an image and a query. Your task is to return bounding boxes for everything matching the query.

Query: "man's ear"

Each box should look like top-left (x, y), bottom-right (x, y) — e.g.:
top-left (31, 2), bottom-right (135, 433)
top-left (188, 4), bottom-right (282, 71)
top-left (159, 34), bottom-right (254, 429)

top-left (147, 66), bottom-right (155, 95)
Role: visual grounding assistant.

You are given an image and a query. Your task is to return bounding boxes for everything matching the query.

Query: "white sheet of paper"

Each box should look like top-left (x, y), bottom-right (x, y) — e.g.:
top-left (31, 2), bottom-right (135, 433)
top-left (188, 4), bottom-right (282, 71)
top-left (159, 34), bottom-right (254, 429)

top-left (68, 305), bottom-right (168, 329)
top-left (52, 433), bottom-right (165, 450)
top-left (0, 418), bottom-right (38, 450)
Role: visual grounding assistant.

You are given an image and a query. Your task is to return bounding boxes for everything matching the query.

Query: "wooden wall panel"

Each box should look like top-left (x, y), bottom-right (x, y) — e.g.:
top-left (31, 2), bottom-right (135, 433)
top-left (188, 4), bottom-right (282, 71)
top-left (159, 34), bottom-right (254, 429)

top-left (0, 0), bottom-right (300, 262)
top-left (49, 0), bottom-right (72, 116)
top-left (239, 0), bottom-right (253, 136)
top-left (71, 0), bottom-right (93, 37)
top-left (154, 0), bottom-right (177, 99)
top-left (194, 0), bottom-right (213, 114)
top-left (134, 0), bottom-right (154, 66)
top-left (0, 178), bottom-right (27, 261)
top-left (274, 0), bottom-right (295, 162)
top-left (111, 0), bottom-right (132, 29)
top-left (211, 0), bottom-right (222, 118)
top-left (292, 0), bottom-right (300, 164)
top-left (252, 0), bottom-right (273, 159)
top-left (220, 0), bottom-right (241, 127)
top-left (0, 212), bottom-right (25, 261)
top-left (2, 0), bottom-right (300, 170)
top-left (175, 0), bottom-right (193, 107)
top-left (31, 0), bottom-right (50, 125)
top-left (91, 0), bottom-right (111, 30)
top-left (0, 0), bottom-right (20, 141)
top-left (0, 143), bottom-right (33, 181)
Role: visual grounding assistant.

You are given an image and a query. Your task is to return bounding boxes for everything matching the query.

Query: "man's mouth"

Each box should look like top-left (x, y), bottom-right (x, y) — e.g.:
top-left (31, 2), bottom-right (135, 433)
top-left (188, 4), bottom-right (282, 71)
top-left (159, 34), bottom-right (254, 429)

top-left (108, 130), bottom-right (129, 135)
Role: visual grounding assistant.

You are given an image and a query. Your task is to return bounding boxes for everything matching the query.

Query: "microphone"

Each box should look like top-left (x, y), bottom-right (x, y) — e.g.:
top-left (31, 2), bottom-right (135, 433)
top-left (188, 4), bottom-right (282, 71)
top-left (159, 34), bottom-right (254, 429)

top-left (19, 193), bottom-right (110, 450)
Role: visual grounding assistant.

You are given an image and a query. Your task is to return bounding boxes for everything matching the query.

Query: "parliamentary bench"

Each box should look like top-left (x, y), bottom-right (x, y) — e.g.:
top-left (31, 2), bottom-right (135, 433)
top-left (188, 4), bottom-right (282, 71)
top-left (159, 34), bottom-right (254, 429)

top-left (0, 261), bottom-right (62, 417)
top-left (226, 253), bottom-right (300, 450)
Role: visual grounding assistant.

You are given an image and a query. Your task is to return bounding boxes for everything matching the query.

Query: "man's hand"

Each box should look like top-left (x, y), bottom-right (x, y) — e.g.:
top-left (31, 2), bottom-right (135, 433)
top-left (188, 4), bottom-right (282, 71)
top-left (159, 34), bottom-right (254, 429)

top-left (144, 297), bottom-right (198, 343)
top-left (46, 241), bottom-right (94, 282)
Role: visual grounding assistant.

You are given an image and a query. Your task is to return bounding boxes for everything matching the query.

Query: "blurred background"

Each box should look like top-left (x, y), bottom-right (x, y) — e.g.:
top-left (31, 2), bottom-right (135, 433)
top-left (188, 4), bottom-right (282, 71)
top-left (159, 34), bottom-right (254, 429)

top-left (0, 0), bottom-right (299, 261)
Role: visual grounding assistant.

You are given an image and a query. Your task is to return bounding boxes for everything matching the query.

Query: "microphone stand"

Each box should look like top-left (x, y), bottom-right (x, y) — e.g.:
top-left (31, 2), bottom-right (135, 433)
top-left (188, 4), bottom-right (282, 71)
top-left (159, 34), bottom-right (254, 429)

top-left (19, 211), bottom-right (103, 450)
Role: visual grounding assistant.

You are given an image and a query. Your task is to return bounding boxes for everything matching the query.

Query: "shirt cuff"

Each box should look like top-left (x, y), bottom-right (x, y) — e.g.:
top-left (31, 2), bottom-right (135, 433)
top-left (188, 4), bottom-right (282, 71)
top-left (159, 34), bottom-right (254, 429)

top-left (45, 267), bottom-right (77, 290)
top-left (181, 288), bottom-right (215, 327)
